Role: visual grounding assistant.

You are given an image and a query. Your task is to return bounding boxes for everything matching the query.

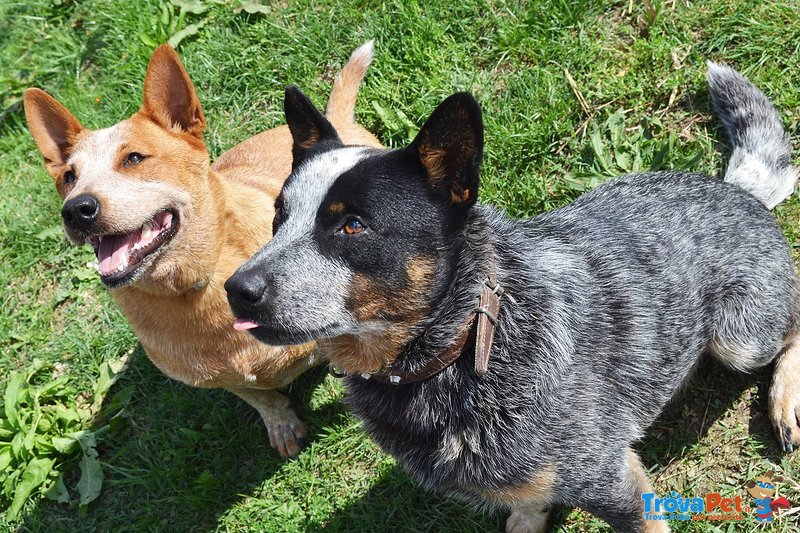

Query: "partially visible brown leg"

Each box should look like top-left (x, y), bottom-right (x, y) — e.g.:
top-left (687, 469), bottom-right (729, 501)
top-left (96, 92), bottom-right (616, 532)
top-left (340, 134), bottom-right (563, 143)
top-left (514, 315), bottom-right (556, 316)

top-left (625, 449), bottom-right (670, 533)
top-left (228, 387), bottom-right (308, 458)
top-left (476, 466), bottom-right (555, 533)
top-left (769, 333), bottom-right (800, 452)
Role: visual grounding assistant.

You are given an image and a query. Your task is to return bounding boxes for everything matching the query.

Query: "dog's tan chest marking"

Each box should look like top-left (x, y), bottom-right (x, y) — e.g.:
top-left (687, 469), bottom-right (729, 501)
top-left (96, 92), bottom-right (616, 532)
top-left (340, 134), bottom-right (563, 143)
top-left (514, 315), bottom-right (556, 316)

top-left (475, 465), bottom-right (556, 506)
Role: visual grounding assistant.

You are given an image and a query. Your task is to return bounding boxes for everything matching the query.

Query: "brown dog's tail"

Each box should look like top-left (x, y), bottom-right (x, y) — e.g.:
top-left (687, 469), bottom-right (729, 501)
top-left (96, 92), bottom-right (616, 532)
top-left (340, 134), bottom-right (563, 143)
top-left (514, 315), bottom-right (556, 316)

top-left (325, 40), bottom-right (374, 124)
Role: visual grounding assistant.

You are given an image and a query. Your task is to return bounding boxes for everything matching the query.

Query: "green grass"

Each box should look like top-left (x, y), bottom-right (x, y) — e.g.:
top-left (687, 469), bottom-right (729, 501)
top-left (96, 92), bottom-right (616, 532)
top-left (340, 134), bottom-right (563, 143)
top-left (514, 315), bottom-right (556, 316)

top-left (1, 0), bottom-right (799, 530)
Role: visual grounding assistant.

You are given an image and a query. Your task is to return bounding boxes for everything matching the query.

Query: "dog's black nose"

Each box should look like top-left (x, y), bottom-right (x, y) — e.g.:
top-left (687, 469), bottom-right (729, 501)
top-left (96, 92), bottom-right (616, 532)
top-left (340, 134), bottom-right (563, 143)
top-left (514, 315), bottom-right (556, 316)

top-left (61, 194), bottom-right (100, 231)
top-left (225, 272), bottom-right (267, 307)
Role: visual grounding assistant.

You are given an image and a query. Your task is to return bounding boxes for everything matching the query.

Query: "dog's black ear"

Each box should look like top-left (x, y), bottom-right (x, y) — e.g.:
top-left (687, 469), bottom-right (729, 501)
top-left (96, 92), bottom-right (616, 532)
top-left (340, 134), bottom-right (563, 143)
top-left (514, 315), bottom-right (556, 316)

top-left (284, 85), bottom-right (342, 169)
top-left (408, 93), bottom-right (483, 208)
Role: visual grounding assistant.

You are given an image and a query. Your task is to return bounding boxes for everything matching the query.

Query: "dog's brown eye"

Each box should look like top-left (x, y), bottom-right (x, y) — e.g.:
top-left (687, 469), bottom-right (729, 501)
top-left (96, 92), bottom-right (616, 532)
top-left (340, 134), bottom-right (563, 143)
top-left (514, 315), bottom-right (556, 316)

top-left (123, 152), bottom-right (146, 167)
top-left (64, 170), bottom-right (76, 184)
top-left (342, 218), bottom-right (365, 235)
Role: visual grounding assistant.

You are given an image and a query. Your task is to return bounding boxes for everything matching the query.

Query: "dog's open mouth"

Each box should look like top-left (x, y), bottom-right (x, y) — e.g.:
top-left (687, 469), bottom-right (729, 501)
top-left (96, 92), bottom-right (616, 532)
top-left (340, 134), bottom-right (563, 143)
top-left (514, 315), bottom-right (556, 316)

top-left (86, 209), bottom-right (178, 286)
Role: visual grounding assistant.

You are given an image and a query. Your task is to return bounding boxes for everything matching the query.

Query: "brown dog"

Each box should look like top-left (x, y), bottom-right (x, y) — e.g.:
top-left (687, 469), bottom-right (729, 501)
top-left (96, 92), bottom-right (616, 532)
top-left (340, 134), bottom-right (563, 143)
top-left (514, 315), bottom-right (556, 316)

top-left (23, 41), bottom-right (381, 457)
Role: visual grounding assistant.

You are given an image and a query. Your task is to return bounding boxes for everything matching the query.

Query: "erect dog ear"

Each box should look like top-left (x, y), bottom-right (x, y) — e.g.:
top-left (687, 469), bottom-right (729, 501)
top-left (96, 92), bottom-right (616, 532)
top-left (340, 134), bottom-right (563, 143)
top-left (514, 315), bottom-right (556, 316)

top-left (745, 481), bottom-right (756, 489)
top-left (141, 45), bottom-right (206, 138)
top-left (23, 88), bottom-right (85, 175)
top-left (408, 92), bottom-right (483, 208)
top-left (284, 85), bottom-right (342, 170)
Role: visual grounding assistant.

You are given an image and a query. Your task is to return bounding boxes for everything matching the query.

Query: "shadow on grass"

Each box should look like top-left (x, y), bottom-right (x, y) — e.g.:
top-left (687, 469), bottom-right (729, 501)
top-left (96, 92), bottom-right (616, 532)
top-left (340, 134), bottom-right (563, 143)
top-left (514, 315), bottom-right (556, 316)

top-left (307, 463), bottom-right (504, 532)
top-left (21, 344), bottom-right (333, 531)
top-left (21, 347), bottom-right (787, 532)
top-left (638, 355), bottom-right (785, 475)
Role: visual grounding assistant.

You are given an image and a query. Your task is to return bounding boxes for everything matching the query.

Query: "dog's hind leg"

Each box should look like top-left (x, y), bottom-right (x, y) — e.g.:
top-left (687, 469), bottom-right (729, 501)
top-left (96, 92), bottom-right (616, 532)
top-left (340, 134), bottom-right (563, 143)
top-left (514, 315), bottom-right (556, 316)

top-left (505, 503), bottom-right (550, 533)
top-left (228, 387), bottom-right (308, 458)
top-left (581, 448), bottom-right (669, 532)
top-left (769, 331), bottom-right (800, 452)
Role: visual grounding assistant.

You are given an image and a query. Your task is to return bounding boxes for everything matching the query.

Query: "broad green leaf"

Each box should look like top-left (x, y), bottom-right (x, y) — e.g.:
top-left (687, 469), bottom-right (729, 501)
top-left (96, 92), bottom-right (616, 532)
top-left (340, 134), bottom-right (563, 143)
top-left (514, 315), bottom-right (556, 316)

top-left (0, 447), bottom-right (12, 471)
top-left (0, 425), bottom-right (14, 440)
top-left (615, 151), bottom-right (631, 172)
top-left (608, 110), bottom-right (625, 147)
top-left (160, 2), bottom-right (170, 25)
top-left (235, 1), bottom-right (271, 14)
top-left (168, 20), bottom-right (205, 48)
top-left (44, 474), bottom-right (70, 504)
top-left (51, 435), bottom-right (79, 454)
top-left (139, 33), bottom-right (158, 47)
top-left (75, 430), bottom-right (97, 451)
top-left (92, 359), bottom-right (127, 413)
top-left (649, 141), bottom-right (669, 171)
top-left (11, 431), bottom-right (25, 460)
top-left (23, 413), bottom-right (40, 452)
top-left (4, 468), bottom-right (19, 498)
top-left (4, 372), bottom-right (24, 426)
top-left (77, 449), bottom-right (103, 506)
top-left (676, 151), bottom-right (704, 170)
top-left (171, 0), bottom-right (209, 14)
top-left (107, 385), bottom-right (135, 414)
top-left (33, 434), bottom-right (55, 454)
top-left (25, 359), bottom-right (48, 381)
top-left (371, 100), bottom-right (406, 139)
top-left (53, 404), bottom-right (82, 426)
top-left (589, 127), bottom-right (612, 174)
top-left (6, 457), bottom-right (55, 520)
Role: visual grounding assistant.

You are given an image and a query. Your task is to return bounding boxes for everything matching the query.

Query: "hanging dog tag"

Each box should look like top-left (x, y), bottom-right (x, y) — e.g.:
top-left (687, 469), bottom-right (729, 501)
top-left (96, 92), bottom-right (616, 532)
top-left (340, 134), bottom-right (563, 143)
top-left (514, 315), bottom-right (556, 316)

top-left (474, 273), bottom-right (502, 376)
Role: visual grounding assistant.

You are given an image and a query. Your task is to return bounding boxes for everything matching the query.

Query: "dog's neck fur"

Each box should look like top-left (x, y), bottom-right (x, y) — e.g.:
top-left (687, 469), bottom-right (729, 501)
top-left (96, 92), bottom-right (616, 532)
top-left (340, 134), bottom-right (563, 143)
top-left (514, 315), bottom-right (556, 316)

top-left (380, 210), bottom-right (495, 375)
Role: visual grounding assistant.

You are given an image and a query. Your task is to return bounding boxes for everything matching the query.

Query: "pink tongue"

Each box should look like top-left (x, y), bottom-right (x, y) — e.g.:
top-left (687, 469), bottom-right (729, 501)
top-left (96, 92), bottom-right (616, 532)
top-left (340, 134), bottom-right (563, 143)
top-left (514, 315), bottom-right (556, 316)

top-left (233, 319), bottom-right (260, 331)
top-left (98, 232), bottom-right (139, 276)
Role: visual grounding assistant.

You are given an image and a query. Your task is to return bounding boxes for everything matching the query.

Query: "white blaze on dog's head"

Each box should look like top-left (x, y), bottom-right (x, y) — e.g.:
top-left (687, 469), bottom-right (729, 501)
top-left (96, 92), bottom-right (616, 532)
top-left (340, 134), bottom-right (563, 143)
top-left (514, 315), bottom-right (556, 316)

top-left (23, 45), bottom-right (216, 292)
top-left (277, 146), bottom-right (370, 241)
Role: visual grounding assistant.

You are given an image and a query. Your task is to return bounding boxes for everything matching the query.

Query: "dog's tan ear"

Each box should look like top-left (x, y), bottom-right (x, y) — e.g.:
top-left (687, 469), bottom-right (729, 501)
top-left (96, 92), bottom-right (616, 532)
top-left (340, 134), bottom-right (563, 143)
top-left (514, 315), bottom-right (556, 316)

top-left (23, 88), bottom-right (84, 174)
top-left (284, 85), bottom-right (342, 170)
top-left (141, 45), bottom-right (205, 138)
top-left (408, 93), bottom-right (483, 208)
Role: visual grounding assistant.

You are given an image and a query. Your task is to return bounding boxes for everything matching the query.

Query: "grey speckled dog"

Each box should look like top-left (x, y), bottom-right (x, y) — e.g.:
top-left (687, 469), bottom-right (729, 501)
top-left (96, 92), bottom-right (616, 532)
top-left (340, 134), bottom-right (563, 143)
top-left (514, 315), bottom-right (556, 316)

top-left (225, 63), bottom-right (799, 532)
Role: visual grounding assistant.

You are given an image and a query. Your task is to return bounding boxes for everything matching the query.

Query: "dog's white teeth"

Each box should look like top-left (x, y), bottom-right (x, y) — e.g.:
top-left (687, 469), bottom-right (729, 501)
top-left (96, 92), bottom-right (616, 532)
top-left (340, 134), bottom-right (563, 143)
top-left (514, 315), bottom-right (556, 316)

top-left (162, 212), bottom-right (173, 229)
top-left (141, 221), bottom-right (154, 241)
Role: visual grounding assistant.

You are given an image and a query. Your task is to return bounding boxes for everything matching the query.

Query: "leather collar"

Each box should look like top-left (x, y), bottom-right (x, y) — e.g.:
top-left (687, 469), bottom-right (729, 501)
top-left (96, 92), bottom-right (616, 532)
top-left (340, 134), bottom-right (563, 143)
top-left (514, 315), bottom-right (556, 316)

top-left (330, 268), bottom-right (503, 385)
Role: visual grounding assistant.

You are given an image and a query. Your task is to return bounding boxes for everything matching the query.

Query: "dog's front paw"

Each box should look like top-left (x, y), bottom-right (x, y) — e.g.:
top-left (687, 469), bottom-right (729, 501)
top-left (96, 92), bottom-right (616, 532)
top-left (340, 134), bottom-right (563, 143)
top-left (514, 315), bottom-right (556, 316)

top-left (267, 417), bottom-right (308, 459)
top-left (769, 339), bottom-right (800, 453)
top-left (506, 505), bottom-right (550, 533)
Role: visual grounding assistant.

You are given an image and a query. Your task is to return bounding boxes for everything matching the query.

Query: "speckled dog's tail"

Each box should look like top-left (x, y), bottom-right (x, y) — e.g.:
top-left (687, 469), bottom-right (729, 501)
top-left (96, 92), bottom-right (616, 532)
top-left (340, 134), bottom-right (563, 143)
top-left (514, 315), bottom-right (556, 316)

top-left (708, 62), bottom-right (797, 209)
